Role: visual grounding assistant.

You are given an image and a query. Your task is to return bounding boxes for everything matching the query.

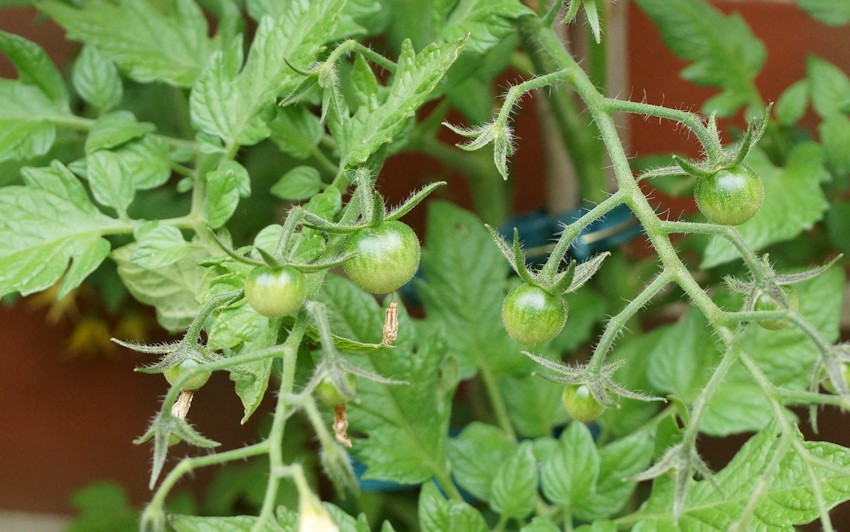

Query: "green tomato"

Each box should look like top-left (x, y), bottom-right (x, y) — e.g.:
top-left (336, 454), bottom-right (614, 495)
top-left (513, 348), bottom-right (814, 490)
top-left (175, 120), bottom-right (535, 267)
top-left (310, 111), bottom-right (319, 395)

top-left (754, 285), bottom-right (799, 330)
top-left (694, 166), bottom-right (764, 225)
top-left (244, 265), bottom-right (307, 317)
top-left (823, 363), bottom-right (850, 394)
top-left (344, 221), bottom-right (421, 294)
top-left (164, 359), bottom-right (211, 391)
top-left (501, 283), bottom-right (568, 346)
top-left (561, 384), bottom-right (605, 423)
top-left (316, 375), bottom-right (356, 407)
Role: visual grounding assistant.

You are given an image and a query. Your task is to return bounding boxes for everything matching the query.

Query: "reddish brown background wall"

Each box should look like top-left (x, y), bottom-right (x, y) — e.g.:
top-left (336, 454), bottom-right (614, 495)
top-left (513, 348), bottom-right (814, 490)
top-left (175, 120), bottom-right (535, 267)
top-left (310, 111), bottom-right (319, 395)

top-left (0, 0), bottom-right (848, 519)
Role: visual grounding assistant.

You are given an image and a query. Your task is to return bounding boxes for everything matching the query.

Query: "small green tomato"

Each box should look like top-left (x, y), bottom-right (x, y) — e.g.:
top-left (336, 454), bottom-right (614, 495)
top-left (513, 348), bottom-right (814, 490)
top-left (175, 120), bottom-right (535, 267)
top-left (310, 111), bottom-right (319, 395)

top-left (753, 285), bottom-right (799, 330)
top-left (501, 283), bottom-right (568, 346)
top-left (316, 375), bottom-right (356, 407)
top-left (694, 165), bottom-right (764, 225)
top-left (244, 265), bottom-right (307, 317)
top-left (343, 221), bottom-right (421, 294)
top-left (561, 384), bottom-right (606, 423)
top-left (164, 359), bottom-right (211, 391)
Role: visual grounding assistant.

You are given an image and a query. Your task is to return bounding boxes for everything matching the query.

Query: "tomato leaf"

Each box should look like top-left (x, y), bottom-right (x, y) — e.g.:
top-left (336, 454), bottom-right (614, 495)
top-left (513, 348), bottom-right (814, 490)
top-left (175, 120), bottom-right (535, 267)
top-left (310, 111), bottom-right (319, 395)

top-left (418, 482), bottom-right (489, 532)
top-left (540, 422), bottom-right (600, 509)
top-left (798, 0), bottom-right (850, 26)
top-left (191, 0), bottom-right (347, 146)
top-left (807, 56), bottom-right (850, 119)
top-left (490, 442), bottom-right (538, 519)
top-left (130, 222), bottom-right (191, 270)
top-left (338, 38), bottom-right (465, 166)
top-left (438, 0), bottom-right (534, 55)
top-left (268, 106), bottom-right (324, 160)
top-left (0, 32), bottom-right (73, 163)
top-left (205, 161), bottom-right (251, 229)
top-left (418, 201), bottom-right (526, 377)
top-left (701, 145), bottom-right (830, 269)
top-left (72, 46), bottom-right (123, 113)
top-left (271, 166), bottom-right (323, 201)
top-left (635, 0), bottom-right (765, 116)
top-left (39, 0), bottom-right (214, 88)
top-left (774, 80), bottom-right (809, 126)
top-left (320, 275), bottom-right (455, 485)
top-left (632, 428), bottom-right (850, 529)
top-left (447, 422), bottom-right (517, 503)
top-left (0, 162), bottom-right (117, 299)
top-left (112, 244), bottom-right (205, 332)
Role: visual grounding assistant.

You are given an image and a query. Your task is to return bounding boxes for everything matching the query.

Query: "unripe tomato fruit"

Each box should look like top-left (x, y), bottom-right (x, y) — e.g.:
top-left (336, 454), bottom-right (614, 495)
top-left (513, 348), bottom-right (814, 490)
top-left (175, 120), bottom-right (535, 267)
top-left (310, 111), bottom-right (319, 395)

top-left (244, 265), bottom-right (307, 317)
top-left (754, 285), bottom-right (799, 330)
top-left (562, 384), bottom-right (605, 423)
top-left (694, 166), bottom-right (764, 225)
top-left (164, 359), bottom-right (211, 391)
top-left (316, 375), bottom-right (356, 407)
top-left (501, 283), bottom-right (568, 346)
top-left (344, 221), bottom-right (421, 294)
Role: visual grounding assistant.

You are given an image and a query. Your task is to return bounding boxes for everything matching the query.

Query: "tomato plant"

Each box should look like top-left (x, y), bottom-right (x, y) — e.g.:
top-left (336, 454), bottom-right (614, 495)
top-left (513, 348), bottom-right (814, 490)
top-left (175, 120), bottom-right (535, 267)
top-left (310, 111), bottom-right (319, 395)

top-left (0, 1), bottom-right (848, 531)
top-left (694, 166), bottom-right (765, 225)
top-left (501, 283), bottom-right (568, 346)
top-left (343, 221), bottom-right (421, 294)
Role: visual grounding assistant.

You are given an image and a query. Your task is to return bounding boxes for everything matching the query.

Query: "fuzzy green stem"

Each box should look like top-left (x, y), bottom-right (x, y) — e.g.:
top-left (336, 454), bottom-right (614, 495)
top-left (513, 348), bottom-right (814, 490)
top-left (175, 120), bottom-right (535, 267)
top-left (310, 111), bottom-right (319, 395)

top-left (480, 365), bottom-right (517, 440)
top-left (253, 313), bottom-right (310, 531)
top-left (539, 190), bottom-right (626, 281)
top-left (586, 270), bottom-right (673, 372)
top-left (518, 17), bottom-right (608, 203)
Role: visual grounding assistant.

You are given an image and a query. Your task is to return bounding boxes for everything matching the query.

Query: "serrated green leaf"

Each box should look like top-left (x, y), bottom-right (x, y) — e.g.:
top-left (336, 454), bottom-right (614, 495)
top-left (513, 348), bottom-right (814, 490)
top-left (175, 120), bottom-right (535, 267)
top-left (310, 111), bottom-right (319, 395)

top-left (807, 55), bottom-right (850, 119)
top-left (635, 0), bottom-right (764, 116)
top-left (85, 111), bottom-right (154, 153)
top-left (222, 308), bottom-right (278, 423)
top-left (819, 114), bottom-right (850, 176)
top-left (40, 0), bottom-right (214, 87)
top-left (0, 162), bottom-right (117, 298)
top-left (67, 482), bottom-right (137, 532)
top-left (701, 267), bottom-right (844, 435)
top-left (798, 0), bottom-right (850, 26)
top-left (205, 160), bottom-right (250, 229)
top-left (319, 275), bottom-right (454, 485)
top-left (647, 309), bottom-right (719, 403)
top-left (340, 38), bottom-right (465, 166)
top-left (268, 105), bottom-right (324, 160)
top-left (774, 80), bottom-right (808, 126)
top-left (491, 441), bottom-right (538, 519)
top-left (439, 0), bottom-right (533, 55)
top-left (190, 0), bottom-right (347, 146)
top-left (448, 422), bottom-right (517, 503)
top-left (271, 166), bottom-right (323, 201)
top-left (418, 201), bottom-right (523, 378)
top-left (632, 428), bottom-right (850, 530)
top-left (701, 145), bottom-right (830, 268)
top-left (130, 222), bottom-right (190, 269)
top-left (0, 30), bottom-right (68, 105)
top-left (113, 244), bottom-right (205, 332)
top-left (540, 422), bottom-right (599, 508)
top-left (418, 482), bottom-right (489, 532)
top-left (72, 45), bottom-right (123, 112)
top-left (576, 431), bottom-right (654, 521)
top-left (0, 32), bottom-right (75, 164)
top-left (825, 199), bottom-right (850, 254)
top-left (348, 53), bottom-right (381, 111)
top-left (501, 374), bottom-right (568, 438)
top-left (86, 149), bottom-right (134, 215)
